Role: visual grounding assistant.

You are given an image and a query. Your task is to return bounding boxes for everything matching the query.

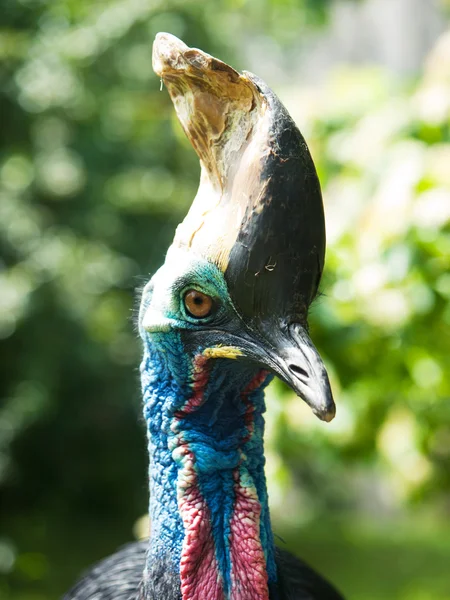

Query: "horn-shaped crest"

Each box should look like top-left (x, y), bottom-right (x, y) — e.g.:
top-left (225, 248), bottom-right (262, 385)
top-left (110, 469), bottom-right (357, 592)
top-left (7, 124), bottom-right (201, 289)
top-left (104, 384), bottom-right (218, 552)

top-left (152, 33), bottom-right (325, 320)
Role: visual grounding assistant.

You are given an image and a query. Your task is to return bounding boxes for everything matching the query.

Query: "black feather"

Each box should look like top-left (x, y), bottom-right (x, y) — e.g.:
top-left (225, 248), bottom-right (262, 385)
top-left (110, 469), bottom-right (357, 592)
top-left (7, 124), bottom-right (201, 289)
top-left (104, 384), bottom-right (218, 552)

top-left (275, 547), bottom-right (344, 600)
top-left (62, 542), bottom-right (147, 600)
top-left (63, 542), bottom-right (344, 600)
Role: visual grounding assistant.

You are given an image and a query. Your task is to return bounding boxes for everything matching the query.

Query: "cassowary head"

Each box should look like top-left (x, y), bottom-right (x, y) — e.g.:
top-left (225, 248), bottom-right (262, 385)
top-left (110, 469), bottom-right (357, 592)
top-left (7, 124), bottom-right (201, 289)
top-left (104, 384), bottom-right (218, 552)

top-left (139, 33), bottom-right (335, 423)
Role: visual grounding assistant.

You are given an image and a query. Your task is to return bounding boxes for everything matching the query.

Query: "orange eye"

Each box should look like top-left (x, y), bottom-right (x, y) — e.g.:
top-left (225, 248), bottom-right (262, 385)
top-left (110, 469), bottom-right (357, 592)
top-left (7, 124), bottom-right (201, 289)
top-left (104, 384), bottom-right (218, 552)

top-left (183, 289), bottom-right (214, 319)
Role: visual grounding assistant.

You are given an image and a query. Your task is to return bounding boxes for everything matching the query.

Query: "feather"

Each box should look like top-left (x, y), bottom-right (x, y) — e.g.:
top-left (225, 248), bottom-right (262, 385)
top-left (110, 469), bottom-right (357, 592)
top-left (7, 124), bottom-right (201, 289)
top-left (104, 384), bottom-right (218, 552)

top-left (63, 542), bottom-right (344, 600)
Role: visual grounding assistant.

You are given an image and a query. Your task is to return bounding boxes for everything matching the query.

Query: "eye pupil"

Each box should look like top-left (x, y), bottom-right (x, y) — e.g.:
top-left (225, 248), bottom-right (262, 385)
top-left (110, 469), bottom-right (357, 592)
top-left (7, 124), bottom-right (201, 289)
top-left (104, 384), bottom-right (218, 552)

top-left (184, 289), bottom-right (213, 318)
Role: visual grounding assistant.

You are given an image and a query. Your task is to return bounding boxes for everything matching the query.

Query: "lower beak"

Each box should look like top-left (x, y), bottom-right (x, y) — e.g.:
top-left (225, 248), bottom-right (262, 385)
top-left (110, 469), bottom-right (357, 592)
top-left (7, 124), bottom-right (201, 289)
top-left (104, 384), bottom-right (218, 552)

top-left (259, 323), bottom-right (336, 422)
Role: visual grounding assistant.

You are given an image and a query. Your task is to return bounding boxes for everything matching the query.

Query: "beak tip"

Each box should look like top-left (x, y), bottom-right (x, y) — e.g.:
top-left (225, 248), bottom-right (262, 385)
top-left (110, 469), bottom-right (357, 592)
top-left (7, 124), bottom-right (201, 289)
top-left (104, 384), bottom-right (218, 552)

top-left (320, 406), bottom-right (336, 423)
top-left (311, 398), bottom-right (336, 423)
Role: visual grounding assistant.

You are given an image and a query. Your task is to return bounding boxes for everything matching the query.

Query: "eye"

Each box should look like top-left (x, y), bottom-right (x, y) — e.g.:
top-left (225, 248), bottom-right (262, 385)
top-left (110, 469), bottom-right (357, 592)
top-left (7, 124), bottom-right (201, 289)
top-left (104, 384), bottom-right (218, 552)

top-left (183, 289), bottom-right (214, 319)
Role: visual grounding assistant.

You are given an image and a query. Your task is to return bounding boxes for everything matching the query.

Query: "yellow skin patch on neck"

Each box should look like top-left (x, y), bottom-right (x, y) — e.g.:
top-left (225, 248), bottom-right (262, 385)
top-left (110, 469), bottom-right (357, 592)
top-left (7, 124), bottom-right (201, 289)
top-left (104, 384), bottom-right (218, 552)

top-left (203, 346), bottom-right (243, 360)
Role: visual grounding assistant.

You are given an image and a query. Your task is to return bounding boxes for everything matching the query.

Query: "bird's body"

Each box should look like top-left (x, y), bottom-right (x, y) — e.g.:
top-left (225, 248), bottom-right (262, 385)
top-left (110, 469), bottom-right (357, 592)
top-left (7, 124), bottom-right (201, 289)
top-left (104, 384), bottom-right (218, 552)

top-left (65, 542), bottom-right (343, 600)
top-left (64, 34), bottom-right (345, 600)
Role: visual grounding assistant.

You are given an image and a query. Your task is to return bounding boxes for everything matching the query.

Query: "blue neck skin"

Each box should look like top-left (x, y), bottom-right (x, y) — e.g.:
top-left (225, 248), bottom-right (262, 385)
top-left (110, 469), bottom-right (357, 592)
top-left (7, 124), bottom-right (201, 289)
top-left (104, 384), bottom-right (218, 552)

top-left (140, 330), bottom-right (277, 598)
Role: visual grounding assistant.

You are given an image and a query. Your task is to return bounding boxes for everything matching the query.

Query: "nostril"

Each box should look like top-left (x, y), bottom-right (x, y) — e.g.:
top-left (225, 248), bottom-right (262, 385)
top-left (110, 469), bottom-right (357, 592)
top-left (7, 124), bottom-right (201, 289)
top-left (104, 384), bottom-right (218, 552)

top-left (289, 364), bottom-right (309, 380)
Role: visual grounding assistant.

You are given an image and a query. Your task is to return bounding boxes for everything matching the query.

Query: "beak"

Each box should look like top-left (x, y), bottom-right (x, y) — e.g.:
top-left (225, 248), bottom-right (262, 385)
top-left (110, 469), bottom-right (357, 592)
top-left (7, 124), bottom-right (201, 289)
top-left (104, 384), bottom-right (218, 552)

top-left (252, 322), bottom-right (336, 423)
top-left (180, 318), bottom-right (335, 422)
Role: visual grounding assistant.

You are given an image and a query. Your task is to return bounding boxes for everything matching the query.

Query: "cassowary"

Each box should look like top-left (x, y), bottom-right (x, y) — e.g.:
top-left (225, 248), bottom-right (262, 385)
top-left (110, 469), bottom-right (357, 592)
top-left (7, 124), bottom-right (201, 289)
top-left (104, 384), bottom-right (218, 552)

top-left (64, 33), bottom-right (345, 600)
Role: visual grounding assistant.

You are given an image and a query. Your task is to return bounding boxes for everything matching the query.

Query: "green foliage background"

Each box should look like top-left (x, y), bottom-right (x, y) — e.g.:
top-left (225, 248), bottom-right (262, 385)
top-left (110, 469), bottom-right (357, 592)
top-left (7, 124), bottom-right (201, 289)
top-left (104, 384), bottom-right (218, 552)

top-left (0, 1), bottom-right (449, 599)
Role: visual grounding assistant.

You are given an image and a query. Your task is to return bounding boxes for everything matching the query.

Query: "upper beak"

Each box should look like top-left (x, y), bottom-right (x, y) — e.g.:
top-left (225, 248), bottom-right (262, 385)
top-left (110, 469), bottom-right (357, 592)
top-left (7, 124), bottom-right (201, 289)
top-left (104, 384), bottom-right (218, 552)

top-left (255, 322), bottom-right (336, 422)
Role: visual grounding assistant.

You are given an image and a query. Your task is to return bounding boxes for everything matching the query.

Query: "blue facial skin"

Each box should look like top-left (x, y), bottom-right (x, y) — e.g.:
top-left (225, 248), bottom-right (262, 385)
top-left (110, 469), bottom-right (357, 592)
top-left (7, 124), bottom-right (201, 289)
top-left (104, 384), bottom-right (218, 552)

top-left (139, 249), bottom-right (277, 596)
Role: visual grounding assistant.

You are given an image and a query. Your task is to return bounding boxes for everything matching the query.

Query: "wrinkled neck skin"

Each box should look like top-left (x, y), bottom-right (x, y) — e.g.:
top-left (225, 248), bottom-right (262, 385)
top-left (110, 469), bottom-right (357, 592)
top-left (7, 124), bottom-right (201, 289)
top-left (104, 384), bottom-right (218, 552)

top-left (140, 330), bottom-right (278, 600)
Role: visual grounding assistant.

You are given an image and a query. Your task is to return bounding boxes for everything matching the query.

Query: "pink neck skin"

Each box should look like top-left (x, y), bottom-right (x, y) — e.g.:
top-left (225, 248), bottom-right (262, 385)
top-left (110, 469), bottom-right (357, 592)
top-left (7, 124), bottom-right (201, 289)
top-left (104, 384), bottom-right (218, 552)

top-left (171, 357), bottom-right (272, 600)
